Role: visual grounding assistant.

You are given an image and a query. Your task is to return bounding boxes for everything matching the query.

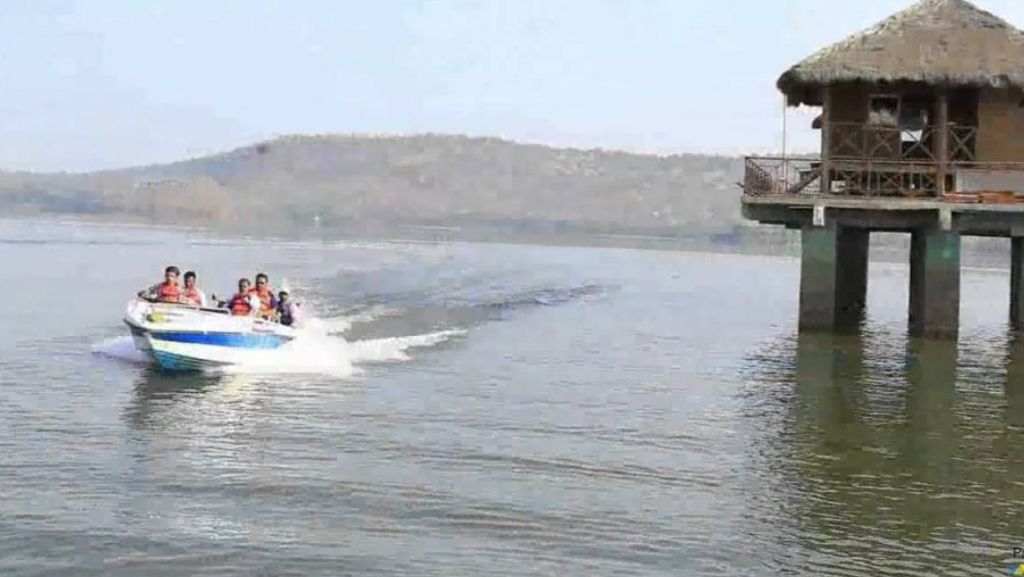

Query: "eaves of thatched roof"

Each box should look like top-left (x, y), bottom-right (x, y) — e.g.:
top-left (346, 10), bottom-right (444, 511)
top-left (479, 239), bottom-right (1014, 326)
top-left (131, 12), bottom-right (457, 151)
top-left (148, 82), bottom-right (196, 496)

top-left (778, 0), bottom-right (1024, 105)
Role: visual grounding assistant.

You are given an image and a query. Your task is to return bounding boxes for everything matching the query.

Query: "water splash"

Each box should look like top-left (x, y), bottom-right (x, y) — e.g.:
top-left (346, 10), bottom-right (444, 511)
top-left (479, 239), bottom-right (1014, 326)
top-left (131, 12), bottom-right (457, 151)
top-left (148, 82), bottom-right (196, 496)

top-left (91, 336), bottom-right (150, 364)
top-left (91, 281), bottom-right (591, 377)
top-left (91, 325), bottom-right (464, 377)
top-left (346, 329), bottom-right (466, 362)
top-left (306, 304), bottom-right (404, 335)
top-left (215, 328), bottom-right (463, 376)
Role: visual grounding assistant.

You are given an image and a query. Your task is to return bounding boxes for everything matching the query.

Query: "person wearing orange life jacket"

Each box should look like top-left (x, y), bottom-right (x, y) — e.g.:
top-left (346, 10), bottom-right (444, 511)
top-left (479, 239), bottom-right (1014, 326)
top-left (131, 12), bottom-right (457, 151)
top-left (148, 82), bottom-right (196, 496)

top-left (249, 272), bottom-right (278, 319)
top-left (225, 278), bottom-right (260, 316)
top-left (138, 265), bottom-right (182, 303)
top-left (181, 270), bottom-right (208, 308)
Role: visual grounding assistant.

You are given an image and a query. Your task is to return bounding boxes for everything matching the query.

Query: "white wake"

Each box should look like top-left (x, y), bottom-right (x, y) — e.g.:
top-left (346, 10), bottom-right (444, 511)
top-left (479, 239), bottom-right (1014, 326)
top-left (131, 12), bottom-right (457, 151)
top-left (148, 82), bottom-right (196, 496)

top-left (92, 311), bottom-right (464, 377)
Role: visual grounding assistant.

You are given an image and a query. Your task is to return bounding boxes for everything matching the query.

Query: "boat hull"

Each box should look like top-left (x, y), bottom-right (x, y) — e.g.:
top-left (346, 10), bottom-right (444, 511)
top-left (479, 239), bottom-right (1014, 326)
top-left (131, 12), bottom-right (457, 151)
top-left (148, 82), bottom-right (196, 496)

top-left (123, 299), bottom-right (297, 371)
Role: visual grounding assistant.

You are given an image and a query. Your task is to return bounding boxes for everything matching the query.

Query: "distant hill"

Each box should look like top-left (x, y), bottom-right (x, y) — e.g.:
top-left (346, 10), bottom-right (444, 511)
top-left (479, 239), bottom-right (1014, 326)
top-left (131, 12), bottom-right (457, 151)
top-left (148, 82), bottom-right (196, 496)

top-left (0, 134), bottom-right (746, 236)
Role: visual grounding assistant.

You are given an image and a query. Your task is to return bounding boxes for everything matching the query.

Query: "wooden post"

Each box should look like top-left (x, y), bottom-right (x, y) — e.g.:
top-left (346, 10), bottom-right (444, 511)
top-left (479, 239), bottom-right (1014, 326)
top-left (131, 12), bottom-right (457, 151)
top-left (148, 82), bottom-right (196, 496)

top-left (820, 85), bottom-right (832, 195)
top-left (936, 90), bottom-right (949, 197)
top-left (782, 93), bottom-right (788, 163)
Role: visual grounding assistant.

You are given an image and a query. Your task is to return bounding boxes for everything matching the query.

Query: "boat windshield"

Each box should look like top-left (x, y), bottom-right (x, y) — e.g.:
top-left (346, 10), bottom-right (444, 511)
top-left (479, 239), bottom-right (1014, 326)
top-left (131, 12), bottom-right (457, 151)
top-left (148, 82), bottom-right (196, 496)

top-left (139, 297), bottom-right (230, 315)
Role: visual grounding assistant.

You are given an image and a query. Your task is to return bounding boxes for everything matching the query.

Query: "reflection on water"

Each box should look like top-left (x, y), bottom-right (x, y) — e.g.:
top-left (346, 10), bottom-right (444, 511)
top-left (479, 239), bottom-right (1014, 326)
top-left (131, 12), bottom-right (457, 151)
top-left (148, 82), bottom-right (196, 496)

top-left (746, 329), bottom-right (1024, 575)
top-left (1006, 336), bottom-right (1024, 430)
top-left (123, 368), bottom-right (222, 428)
top-left (123, 368), bottom-right (272, 439)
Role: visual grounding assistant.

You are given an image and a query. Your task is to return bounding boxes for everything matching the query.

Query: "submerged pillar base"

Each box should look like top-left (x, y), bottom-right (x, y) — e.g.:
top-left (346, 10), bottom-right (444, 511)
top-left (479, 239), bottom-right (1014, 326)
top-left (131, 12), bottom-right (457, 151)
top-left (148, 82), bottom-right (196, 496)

top-left (909, 229), bottom-right (961, 340)
top-left (799, 226), bottom-right (869, 332)
top-left (1012, 238), bottom-right (1024, 330)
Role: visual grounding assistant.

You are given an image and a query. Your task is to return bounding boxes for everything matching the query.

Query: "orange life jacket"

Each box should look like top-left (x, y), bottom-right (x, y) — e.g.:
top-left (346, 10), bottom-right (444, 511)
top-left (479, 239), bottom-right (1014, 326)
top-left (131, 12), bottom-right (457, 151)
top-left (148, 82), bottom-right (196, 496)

top-left (229, 293), bottom-right (252, 315)
top-left (250, 287), bottom-right (274, 314)
top-left (157, 281), bottom-right (180, 303)
top-left (182, 286), bottom-right (201, 306)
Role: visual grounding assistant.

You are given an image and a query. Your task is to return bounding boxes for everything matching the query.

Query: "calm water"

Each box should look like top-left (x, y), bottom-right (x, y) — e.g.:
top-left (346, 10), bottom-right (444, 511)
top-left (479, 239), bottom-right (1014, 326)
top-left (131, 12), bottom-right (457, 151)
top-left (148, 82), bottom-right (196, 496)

top-left (2, 218), bottom-right (1024, 576)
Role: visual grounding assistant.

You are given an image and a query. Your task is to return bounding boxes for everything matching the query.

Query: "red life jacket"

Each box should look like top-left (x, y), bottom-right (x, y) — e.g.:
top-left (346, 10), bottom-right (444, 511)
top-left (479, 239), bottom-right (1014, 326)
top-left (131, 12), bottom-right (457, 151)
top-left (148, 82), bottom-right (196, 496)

top-left (229, 293), bottom-right (252, 315)
top-left (157, 281), bottom-right (180, 303)
top-left (250, 287), bottom-right (274, 314)
top-left (182, 286), bottom-right (201, 306)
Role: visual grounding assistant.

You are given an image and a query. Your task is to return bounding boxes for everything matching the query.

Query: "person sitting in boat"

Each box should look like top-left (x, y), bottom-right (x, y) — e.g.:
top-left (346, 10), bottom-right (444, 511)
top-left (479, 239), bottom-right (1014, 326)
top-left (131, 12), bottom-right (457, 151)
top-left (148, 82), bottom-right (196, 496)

top-left (275, 286), bottom-right (302, 327)
top-left (181, 270), bottom-right (208, 308)
top-left (249, 272), bottom-right (278, 319)
top-left (225, 278), bottom-right (260, 316)
top-left (137, 265), bottom-right (181, 303)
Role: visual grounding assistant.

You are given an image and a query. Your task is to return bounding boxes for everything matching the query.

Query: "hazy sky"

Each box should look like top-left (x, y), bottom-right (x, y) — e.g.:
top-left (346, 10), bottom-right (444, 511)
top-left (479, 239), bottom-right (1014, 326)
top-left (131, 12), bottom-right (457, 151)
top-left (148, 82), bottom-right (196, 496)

top-left (2, 0), bottom-right (1022, 171)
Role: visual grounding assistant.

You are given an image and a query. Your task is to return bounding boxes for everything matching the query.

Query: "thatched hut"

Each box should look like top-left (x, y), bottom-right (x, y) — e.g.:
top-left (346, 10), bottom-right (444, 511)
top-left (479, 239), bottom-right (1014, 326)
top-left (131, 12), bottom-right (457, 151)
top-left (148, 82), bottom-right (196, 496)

top-left (771, 0), bottom-right (1024, 196)
top-left (742, 0), bottom-right (1024, 341)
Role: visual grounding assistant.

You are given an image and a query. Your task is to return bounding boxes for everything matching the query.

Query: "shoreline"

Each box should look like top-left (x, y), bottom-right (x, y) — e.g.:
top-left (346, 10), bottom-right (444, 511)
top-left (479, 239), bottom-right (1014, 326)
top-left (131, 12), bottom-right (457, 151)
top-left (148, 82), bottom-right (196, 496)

top-left (0, 213), bottom-right (1016, 269)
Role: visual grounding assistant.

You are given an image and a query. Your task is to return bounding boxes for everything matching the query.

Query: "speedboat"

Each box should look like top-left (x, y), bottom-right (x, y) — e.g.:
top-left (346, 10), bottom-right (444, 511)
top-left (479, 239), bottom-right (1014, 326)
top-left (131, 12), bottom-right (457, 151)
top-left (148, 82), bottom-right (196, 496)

top-left (123, 298), bottom-right (298, 371)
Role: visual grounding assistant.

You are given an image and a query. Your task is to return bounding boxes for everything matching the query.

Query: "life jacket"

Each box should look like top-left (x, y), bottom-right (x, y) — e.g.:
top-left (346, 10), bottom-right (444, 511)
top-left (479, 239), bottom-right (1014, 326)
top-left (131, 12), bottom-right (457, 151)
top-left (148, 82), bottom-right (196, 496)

top-left (229, 293), bottom-right (252, 315)
top-left (182, 286), bottom-right (202, 306)
top-left (249, 287), bottom-right (274, 314)
top-left (157, 281), bottom-right (180, 303)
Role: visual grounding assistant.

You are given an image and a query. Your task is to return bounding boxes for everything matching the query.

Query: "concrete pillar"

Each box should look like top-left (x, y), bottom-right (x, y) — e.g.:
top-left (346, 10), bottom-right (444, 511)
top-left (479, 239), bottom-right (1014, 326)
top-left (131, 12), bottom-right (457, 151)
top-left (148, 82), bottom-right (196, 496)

top-left (908, 229), bottom-right (960, 339)
top-left (800, 227), bottom-right (837, 331)
top-left (836, 228), bottom-right (870, 326)
top-left (1011, 237), bottom-right (1024, 330)
top-left (799, 226), bottom-right (869, 331)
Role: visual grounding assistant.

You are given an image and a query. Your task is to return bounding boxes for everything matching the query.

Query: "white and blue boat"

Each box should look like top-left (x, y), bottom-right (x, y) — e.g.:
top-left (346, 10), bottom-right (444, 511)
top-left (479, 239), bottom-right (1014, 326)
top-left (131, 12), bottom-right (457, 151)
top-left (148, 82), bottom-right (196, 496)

top-left (123, 298), bottom-right (298, 370)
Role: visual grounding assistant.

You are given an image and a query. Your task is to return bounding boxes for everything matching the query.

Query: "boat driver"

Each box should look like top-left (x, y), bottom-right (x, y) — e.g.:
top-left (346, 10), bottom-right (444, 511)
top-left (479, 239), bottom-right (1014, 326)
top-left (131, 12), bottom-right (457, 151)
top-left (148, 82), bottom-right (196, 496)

top-left (138, 265), bottom-right (181, 303)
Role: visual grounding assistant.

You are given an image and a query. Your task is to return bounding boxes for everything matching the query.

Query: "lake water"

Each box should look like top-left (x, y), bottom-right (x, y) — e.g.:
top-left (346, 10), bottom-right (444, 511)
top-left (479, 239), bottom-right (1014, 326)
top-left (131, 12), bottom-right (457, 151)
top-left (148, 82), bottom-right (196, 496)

top-left (2, 217), bottom-right (1023, 576)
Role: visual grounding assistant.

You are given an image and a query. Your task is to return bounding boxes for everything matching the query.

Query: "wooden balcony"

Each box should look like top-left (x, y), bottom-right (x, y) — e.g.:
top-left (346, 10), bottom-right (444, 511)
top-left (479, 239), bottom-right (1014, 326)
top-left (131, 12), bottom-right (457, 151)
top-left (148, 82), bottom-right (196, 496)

top-left (742, 157), bottom-right (1024, 200)
top-left (743, 157), bottom-right (822, 196)
top-left (739, 122), bottom-right (1024, 199)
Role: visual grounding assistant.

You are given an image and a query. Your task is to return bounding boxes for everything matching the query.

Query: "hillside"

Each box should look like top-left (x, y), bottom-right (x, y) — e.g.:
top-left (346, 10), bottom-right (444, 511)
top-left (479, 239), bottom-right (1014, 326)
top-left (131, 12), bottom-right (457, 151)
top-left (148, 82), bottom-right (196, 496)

top-left (0, 134), bottom-right (746, 236)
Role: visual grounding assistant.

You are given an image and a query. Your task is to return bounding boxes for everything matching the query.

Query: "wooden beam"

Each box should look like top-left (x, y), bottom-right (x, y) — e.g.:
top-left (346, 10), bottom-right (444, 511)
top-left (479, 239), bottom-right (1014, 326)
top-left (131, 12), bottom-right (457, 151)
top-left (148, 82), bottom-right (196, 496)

top-left (821, 86), bottom-right (832, 195)
top-left (936, 90), bottom-right (949, 197)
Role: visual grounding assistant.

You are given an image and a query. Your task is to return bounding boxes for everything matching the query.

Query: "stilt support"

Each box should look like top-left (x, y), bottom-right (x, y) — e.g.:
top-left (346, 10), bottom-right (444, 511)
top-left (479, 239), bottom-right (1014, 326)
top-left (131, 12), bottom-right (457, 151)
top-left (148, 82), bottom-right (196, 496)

top-left (1011, 237), bottom-right (1024, 330)
top-left (799, 226), bottom-right (869, 331)
top-left (909, 229), bottom-right (960, 339)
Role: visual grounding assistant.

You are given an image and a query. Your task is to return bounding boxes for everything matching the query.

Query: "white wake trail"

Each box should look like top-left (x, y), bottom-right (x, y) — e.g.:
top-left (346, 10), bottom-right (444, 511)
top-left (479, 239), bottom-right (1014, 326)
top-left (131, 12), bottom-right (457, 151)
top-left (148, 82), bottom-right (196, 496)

top-left (92, 319), bottom-right (465, 377)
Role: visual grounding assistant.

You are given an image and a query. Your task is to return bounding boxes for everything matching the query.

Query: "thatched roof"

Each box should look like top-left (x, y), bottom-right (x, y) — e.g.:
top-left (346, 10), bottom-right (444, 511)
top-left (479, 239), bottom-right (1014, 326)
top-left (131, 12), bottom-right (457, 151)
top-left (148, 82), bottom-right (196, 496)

top-left (779, 0), bottom-right (1024, 105)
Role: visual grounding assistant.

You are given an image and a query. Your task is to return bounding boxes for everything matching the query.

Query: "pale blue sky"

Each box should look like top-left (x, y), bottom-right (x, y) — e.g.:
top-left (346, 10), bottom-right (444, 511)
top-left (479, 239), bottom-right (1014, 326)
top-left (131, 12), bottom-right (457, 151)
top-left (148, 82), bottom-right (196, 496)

top-left (2, 0), bottom-right (1022, 171)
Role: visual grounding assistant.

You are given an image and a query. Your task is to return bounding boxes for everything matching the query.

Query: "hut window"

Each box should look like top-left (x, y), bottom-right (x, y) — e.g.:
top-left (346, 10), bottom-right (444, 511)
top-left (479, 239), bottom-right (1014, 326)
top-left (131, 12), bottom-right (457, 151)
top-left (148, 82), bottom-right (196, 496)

top-left (899, 98), bottom-right (929, 129)
top-left (868, 95), bottom-right (900, 126)
top-left (899, 98), bottom-right (930, 147)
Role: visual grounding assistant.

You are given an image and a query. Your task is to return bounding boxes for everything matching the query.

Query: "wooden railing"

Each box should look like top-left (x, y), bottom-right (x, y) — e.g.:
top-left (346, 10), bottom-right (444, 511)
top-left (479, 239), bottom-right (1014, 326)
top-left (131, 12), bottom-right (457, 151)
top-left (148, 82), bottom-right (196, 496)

top-left (742, 124), bottom-right (982, 197)
top-left (950, 126), bottom-right (978, 162)
top-left (828, 123), bottom-right (978, 162)
top-left (742, 157), bottom-right (822, 196)
top-left (742, 157), bottom-right (1024, 198)
top-left (831, 160), bottom-right (940, 197)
